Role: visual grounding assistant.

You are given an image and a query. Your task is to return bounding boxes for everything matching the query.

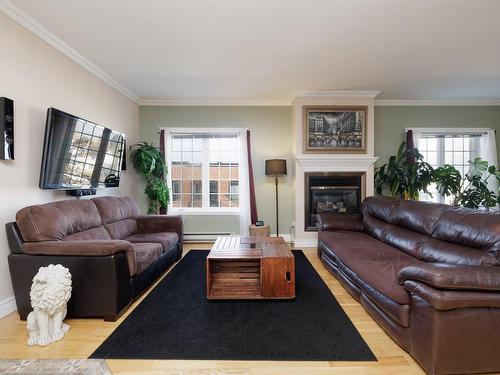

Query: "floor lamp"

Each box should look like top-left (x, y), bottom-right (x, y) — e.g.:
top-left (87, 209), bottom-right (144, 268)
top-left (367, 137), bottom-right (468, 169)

top-left (265, 159), bottom-right (287, 237)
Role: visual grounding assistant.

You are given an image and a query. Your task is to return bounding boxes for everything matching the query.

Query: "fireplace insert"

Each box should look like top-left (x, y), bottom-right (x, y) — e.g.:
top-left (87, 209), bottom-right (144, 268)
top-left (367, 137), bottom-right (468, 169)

top-left (305, 172), bottom-right (364, 231)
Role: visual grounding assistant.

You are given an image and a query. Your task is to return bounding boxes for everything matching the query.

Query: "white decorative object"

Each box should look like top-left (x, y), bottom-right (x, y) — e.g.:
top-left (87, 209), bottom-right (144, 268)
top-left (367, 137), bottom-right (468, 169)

top-left (27, 264), bottom-right (72, 346)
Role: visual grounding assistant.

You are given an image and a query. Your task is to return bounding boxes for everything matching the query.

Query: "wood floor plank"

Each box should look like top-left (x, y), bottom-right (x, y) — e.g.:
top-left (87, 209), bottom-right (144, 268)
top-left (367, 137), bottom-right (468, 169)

top-left (0, 244), bottom-right (434, 374)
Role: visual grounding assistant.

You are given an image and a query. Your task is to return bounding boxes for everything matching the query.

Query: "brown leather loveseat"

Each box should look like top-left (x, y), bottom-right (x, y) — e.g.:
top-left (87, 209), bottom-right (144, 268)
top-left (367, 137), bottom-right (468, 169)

top-left (6, 196), bottom-right (183, 321)
top-left (317, 196), bottom-right (500, 375)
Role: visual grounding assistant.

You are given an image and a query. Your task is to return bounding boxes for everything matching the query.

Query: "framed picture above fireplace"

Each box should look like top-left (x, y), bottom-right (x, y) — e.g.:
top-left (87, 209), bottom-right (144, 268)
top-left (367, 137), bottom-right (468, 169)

top-left (303, 106), bottom-right (367, 153)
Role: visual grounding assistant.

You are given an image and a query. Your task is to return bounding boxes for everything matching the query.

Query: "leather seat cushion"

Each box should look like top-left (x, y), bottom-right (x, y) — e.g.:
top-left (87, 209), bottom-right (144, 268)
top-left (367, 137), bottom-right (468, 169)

top-left (132, 242), bottom-right (162, 275)
top-left (126, 232), bottom-right (178, 252)
top-left (319, 231), bottom-right (416, 304)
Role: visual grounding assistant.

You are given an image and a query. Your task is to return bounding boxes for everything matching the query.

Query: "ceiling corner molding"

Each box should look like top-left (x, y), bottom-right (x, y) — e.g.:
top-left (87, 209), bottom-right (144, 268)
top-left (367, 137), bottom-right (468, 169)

top-left (374, 99), bottom-right (500, 106)
top-left (137, 99), bottom-right (291, 107)
top-left (0, 0), bottom-right (140, 103)
top-left (292, 90), bottom-right (382, 100)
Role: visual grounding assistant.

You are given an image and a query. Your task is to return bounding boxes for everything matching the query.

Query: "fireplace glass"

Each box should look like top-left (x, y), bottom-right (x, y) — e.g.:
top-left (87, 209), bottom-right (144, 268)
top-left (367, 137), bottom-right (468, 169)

top-left (305, 173), bottom-right (362, 231)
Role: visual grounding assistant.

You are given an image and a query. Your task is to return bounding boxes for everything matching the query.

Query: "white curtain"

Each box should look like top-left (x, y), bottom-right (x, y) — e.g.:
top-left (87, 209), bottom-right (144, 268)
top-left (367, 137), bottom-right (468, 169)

top-left (238, 130), bottom-right (251, 236)
top-left (479, 129), bottom-right (499, 194)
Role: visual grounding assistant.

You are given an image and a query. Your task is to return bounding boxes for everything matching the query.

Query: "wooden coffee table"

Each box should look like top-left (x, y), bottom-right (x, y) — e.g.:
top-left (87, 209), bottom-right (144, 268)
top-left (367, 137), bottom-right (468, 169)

top-left (206, 236), bottom-right (295, 300)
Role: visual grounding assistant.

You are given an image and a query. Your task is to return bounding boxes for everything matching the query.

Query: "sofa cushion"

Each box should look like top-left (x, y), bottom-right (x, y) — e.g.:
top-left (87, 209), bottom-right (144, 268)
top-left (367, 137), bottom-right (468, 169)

top-left (362, 196), bottom-right (500, 265)
top-left (105, 219), bottom-right (138, 240)
top-left (16, 199), bottom-right (102, 242)
top-left (431, 207), bottom-right (500, 255)
top-left (319, 230), bottom-right (415, 304)
top-left (92, 196), bottom-right (140, 224)
top-left (64, 226), bottom-right (111, 241)
top-left (132, 242), bottom-right (162, 275)
top-left (126, 232), bottom-right (178, 252)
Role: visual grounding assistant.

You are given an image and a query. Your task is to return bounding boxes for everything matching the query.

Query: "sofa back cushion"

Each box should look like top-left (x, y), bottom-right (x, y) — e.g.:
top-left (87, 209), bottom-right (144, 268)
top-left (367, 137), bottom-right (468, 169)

top-left (362, 196), bottom-right (500, 266)
top-left (16, 199), bottom-right (102, 242)
top-left (92, 196), bottom-right (140, 224)
top-left (92, 196), bottom-right (140, 239)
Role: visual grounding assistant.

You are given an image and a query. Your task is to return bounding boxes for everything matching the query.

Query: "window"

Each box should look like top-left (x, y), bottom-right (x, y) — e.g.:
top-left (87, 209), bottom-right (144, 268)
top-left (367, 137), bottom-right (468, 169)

top-left (412, 129), bottom-right (484, 203)
top-left (167, 130), bottom-right (240, 212)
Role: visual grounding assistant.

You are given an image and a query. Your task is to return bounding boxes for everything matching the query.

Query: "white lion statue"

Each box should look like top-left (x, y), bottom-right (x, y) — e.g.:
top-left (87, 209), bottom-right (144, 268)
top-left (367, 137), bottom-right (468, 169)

top-left (27, 264), bottom-right (72, 346)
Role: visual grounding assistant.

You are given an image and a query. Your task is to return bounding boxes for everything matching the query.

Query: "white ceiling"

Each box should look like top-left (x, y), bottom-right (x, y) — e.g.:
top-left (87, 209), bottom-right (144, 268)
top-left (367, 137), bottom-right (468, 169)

top-left (5, 0), bottom-right (500, 103)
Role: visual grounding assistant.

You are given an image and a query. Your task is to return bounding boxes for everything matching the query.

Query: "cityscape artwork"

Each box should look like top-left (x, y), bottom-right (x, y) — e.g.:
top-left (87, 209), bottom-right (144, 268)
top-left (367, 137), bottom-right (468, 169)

top-left (304, 107), bottom-right (366, 153)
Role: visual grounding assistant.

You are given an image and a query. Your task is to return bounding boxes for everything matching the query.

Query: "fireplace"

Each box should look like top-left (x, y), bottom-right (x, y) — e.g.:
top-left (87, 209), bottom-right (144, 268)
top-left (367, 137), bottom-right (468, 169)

top-left (304, 172), bottom-right (365, 231)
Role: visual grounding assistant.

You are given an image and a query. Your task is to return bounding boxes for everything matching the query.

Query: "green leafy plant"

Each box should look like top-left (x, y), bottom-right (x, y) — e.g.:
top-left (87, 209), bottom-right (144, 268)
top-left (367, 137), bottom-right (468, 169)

top-left (433, 157), bottom-right (499, 210)
top-left (375, 141), bottom-right (434, 200)
top-left (130, 142), bottom-right (169, 214)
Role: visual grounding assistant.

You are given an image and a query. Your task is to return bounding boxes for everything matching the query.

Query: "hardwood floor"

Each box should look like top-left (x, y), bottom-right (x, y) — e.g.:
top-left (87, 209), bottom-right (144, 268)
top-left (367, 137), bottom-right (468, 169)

top-left (0, 244), bottom-right (427, 375)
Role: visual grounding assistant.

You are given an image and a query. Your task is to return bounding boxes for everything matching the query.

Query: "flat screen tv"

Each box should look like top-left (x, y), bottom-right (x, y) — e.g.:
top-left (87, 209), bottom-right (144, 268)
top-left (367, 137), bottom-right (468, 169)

top-left (39, 108), bottom-right (125, 190)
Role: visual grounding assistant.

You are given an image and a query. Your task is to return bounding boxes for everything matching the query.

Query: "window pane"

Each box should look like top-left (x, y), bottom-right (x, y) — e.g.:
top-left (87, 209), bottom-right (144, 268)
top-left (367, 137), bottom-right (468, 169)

top-left (172, 181), bottom-right (181, 194)
top-left (453, 137), bottom-right (463, 151)
top-left (172, 138), bottom-right (182, 151)
top-left (182, 137), bottom-right (192, 150)
top-left (210, 180), bottom-right (218, 194)
top-left (426, 138), bottom-right (437, 151)
top-left (172, 151), bottom-right (182, 164)
top-left (169, 132), bottom-right (240, 209)
top-left (210, 193), bottom-right (218, 207)
top-left (172, 194), bottom-right (181, 207)
top-left (193, 180), bottom-right (202, 194)
top-left (219, 194), bottom-right (230, 207)
top-left (182, 194), bottom-right (192, 207)
top-left (193, 194), bottom-right (202, 207)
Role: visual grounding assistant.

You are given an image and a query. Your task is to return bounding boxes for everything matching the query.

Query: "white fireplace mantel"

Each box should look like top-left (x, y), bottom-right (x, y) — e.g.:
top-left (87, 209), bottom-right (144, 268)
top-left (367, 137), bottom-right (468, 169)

top-left (292, 91), bottom-right (379, 248)
top-left (296, 155), bottom-right (378, 172)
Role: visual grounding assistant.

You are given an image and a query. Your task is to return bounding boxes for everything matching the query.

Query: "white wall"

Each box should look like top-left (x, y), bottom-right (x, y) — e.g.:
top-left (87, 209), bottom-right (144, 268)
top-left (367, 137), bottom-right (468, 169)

top-left (0, 13), bottom-right (140, 317)
top-left (292, 94), bottom-right (378, 247)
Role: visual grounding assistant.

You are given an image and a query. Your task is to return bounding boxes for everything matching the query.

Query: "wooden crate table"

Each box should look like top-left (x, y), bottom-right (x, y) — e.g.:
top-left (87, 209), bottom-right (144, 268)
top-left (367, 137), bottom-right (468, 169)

top-left (206, 236), bottom-right (295, 300)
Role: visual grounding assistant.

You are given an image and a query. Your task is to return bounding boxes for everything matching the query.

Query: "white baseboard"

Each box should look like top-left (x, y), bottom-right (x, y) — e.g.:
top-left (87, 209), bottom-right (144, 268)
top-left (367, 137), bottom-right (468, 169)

top-left (293, 238), bottom-right (318, 248)
top-left (0, 296), bottom-right (17, 319)
top-left (185, 233), bottom-right (293, 243)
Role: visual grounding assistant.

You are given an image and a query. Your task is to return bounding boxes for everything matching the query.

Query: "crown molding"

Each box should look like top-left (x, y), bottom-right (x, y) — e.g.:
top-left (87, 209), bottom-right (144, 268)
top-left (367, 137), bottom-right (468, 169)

top-left (0, 0), bottom-right (140, 104)
top-left (292, 90), bottom-right (382, 100)
top-left (138, 98), bottom-right (291, 106)
top-left (374, 99), bottom-right (500, 106)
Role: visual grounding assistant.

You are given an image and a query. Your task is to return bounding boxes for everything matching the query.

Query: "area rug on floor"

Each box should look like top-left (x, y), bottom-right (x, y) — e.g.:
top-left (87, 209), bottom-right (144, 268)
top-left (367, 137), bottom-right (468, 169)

top-left (91, 250), bottom-right (376, 361)
top-left (0, 359), bottom-right (111, 374)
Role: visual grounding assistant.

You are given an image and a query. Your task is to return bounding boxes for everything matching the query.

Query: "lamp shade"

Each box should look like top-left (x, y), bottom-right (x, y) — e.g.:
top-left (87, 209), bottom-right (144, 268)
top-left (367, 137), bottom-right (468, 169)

top-left (265, 159), bottom-right (287, 176)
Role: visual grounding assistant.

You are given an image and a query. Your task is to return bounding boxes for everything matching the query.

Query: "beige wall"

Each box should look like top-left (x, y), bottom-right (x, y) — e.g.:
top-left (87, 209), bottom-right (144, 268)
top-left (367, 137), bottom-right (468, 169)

top-left (0, 13), bottom-right (140, 314)
top-left (139, 106), bottom-right (293, 236)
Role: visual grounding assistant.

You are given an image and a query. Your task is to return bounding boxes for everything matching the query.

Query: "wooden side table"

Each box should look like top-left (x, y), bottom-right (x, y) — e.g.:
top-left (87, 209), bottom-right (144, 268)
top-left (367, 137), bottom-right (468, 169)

top-left (249, 224), bottom-right (270, 237)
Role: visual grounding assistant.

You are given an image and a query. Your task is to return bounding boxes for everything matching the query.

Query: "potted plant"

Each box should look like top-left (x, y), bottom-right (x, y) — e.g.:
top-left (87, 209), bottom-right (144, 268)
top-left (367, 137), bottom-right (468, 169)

top-left (130, 142), bottom-right (170, 214)
top-left (375, 141), bottom-right (434, 200)
top-left (433, 157), bottom-right (499, 210)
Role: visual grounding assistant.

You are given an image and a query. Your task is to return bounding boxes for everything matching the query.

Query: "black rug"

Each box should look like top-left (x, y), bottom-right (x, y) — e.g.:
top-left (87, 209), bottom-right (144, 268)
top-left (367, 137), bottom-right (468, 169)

top-left (90, 250), bottom-right (376, 361)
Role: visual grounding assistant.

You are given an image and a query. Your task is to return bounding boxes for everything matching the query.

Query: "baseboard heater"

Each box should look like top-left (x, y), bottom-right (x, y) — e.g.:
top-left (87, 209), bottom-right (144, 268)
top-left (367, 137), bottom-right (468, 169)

top-left (183, 232), bottom-right (235, 243)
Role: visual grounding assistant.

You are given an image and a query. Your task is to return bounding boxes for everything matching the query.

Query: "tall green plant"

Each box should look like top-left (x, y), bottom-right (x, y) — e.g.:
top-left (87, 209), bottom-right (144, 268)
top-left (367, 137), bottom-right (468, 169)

top-left (130, 142), bottom-right (170, 214)
top-left (434, 157), bottom-right (499, 210)
top-left (375, 141), bottom-right (434, 199)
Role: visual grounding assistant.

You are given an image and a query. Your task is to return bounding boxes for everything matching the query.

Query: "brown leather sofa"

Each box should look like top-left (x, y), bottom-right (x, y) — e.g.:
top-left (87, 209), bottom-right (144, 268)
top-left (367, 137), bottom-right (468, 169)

top-left (317, 196), bottom-right (500, 375)
top-left (6, 196), bottom-right (183, 321)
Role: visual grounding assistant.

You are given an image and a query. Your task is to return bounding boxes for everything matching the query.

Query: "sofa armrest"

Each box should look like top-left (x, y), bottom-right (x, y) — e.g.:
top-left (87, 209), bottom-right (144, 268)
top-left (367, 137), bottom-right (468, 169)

top-left (136, 214), bottom-right (183, 243)
top-left (316, 212), bottom-right (364, 232)
top-left (398, 263), bottom-right (500, 291)
top-left (22, 240), bottom-right (136, 276)
top-left (403, 280), bottom-right (500, 310)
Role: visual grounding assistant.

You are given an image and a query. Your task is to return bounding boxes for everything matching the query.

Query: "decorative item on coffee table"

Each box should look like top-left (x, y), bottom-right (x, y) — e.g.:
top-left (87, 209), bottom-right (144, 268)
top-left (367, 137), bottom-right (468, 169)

top-left (249, 223), bottom-right (270, 237)
top-left (206, 236), bottom-right (295, 300)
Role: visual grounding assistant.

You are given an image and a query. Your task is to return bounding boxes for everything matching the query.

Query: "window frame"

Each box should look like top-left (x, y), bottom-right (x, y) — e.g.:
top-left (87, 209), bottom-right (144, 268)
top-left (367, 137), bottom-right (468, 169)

top-left (163, 127), bottom-right (245, 215)
top-left (406, 127), bottom-right (490, 203)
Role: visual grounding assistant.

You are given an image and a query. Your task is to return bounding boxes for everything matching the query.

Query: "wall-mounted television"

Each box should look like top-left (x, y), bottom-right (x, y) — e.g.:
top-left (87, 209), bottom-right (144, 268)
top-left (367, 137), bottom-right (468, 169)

top-left (39, 108), bottom-right (125, 190)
